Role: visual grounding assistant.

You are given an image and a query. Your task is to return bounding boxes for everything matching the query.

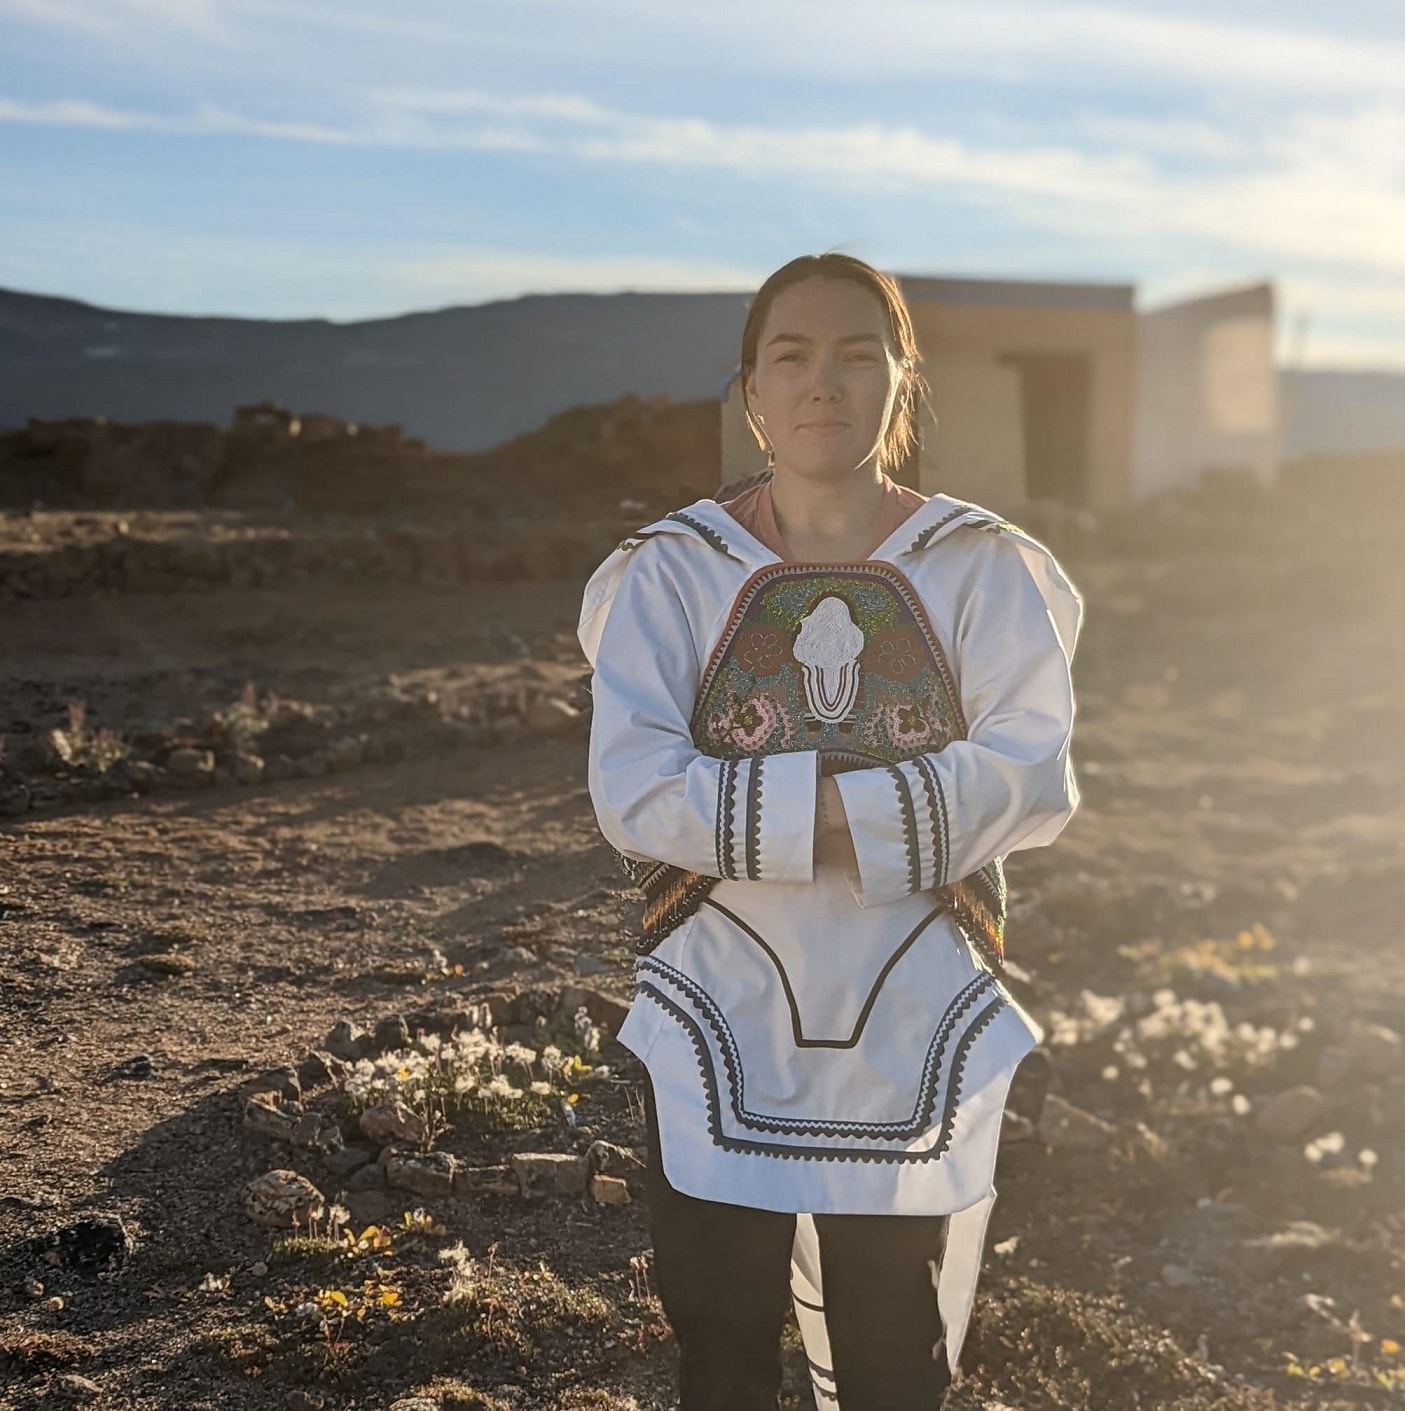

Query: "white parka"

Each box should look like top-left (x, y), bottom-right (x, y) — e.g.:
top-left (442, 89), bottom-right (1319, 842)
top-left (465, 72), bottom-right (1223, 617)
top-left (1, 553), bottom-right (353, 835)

top-left (578, 492), bottom-right (1082, 1385)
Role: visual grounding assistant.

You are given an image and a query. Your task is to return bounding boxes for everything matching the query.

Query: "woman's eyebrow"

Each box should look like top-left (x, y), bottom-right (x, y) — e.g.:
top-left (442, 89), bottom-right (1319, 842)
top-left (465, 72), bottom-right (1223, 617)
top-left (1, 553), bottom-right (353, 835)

top-left (764, 332), bottom-right (885, 347)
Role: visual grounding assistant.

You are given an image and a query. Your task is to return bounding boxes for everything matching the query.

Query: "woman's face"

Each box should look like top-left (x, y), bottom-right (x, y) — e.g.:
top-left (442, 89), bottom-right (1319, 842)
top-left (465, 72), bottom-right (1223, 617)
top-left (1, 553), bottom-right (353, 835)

top-left (745, 276), bottom-right (902, 484)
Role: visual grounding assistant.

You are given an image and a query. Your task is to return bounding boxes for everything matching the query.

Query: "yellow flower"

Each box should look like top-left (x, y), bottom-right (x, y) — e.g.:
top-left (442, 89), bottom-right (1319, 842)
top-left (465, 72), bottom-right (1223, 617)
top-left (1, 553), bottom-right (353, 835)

top-left (1383, 1339), bottom-right (1400, 1356)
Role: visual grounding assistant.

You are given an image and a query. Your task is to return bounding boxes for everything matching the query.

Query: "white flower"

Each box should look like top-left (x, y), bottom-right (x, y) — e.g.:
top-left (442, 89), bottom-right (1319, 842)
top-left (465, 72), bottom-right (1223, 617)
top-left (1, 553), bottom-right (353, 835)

top-left (504, 1042), bottom-right (538, 1069)
top-left (1231, 1093), bottom-right (1251, 1115)
top-left (529, 1080), bottom-right (553, 1095)
top-left (482, 1074), bottom-right (522, 1101)
top-left (1209, 1076), bottom-right (1233, 1096)
top-left (419, 1033), bottom-right (443, 1055)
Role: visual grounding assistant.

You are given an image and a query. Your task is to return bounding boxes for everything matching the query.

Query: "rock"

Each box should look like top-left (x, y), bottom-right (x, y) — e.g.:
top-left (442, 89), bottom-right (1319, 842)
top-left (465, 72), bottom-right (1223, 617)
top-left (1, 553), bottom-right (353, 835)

top-left (558, 985), bottom-right (631, 1035)
top-left (360, 1101), bottom-right (427, 1146)
top-left (125, 761), bottom-right (160, 791)
top-left (24, 1214), bottom-right (135, 1274)
top-left (297, 1049), bottom-right (350, 1090)
top-left (56, 1373), bottom-right (102, 1401)
top-left (229, 753), bottom-right (265, 784)
top-left (510, 1152), bottom-right (589, 1198)
top-left (293, 1111), bottom-right (343, 1154)
top-left (111, 1053), bottom-right (155, 1081)
top-left (326, 736), bottom-right (365, 772)
top-left (239, 1065), bottom-right (301, 1102)
top-left (1317, 1045), bottom-right (1355, 1090)
top-left (386, 1150), bottom-right (458, 1198)
top-left (1256, 1085), bottom-right (1327, 1142)
top-left (325, 1020), bottom-right (372, 1062)
top-left (243, 1170), bottom-right (325, 1229)
top-left (242, 1093), bottom-right (301, 1142)
top-left (1380, 1073), bottom-right (1405, 1128)
top-left (344, 1190), bottom-right (391, 1226)
top-left (572, 954), bottom-right (615, 977)
top-left (374, 1014), bottom-right (411, 1054)
top-left (1160, 1264), bottom-right (1198, 1287)
top-left (264, 754), bottom-right (296, 783)
top-left (345, 1162), bottom-right (387, 1193)
top-left (166, 747), bottom-right (215, 781)
top-left (586, 1140), bottom-right (643, 1179)
top-left (525, 697), bottom-right (580, 735)
top-left (0, 783), bottom-right (31, 816)
top-left (1242, 1220), bottom-right (1345, 1277)
top-left (999, 1112), bottom-right (1036, 1145)
top-left (1342, 1022), bottom-right (1404, 1080)
top-left (589, 1174), bottom-right (632, 1205)
top-left (491, 715), bottom-right (525, 743)
top-left (389, 1398), bottom-right (440, 1411)
top-left (1037, 1095), bottom-right (1116, 1150)
top-left (296, 751), bottom-right (328, 778)
top-left (1007, 1047), bottom-right (1056, 1125)
top-left (455, 1164), bottom-right (518, 1196)
top-left (325, 1145), bottom-right (373, 1177)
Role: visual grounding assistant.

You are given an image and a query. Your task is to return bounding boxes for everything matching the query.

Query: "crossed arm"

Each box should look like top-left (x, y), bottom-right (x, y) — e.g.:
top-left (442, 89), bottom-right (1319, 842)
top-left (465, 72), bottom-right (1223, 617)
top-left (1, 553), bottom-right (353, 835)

top-left (586, 534), bottom-right (1079, 908)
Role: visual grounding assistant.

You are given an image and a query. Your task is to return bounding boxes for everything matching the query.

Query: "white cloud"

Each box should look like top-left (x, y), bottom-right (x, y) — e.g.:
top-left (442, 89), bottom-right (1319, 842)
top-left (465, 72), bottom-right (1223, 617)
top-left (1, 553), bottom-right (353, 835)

top-left (8, 85), bottom-right (1400, 283)
top-left (12, 1), bottom-right (1405, 103)
top-left (0, 0), bottom-right (229, 41)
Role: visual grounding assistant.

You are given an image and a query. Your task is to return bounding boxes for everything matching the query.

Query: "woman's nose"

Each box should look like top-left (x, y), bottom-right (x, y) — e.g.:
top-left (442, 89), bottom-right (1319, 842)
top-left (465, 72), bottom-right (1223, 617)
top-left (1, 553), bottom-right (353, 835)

top-left (806, 359), bottom-right (843, 399)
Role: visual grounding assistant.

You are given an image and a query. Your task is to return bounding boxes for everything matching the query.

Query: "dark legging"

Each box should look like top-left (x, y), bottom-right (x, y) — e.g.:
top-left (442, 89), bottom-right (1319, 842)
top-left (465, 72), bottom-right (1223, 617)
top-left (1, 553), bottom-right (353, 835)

top-left (643, 1078), bottom-right (953, 1411)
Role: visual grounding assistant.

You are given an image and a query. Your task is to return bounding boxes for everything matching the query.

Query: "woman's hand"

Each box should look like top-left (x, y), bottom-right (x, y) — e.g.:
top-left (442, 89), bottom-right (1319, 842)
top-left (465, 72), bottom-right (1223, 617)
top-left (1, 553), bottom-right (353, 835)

top-left (814, 775), bottom-right (858, 875)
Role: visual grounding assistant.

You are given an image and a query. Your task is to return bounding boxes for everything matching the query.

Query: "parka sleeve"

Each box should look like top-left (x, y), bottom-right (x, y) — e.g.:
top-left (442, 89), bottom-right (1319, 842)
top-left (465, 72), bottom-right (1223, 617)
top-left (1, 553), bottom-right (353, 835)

top-left (832, 532), bottom-right (1080, 909)
top-left (585, 542), bottom-right (821, 883)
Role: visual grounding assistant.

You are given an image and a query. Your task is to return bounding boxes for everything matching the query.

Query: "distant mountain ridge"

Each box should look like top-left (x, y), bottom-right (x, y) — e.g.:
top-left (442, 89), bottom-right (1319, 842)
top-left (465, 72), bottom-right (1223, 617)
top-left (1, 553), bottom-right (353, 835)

top-left (0, 285), bottom-right (753, 452)
top-left (3, 285), bottom-right (1403, 458)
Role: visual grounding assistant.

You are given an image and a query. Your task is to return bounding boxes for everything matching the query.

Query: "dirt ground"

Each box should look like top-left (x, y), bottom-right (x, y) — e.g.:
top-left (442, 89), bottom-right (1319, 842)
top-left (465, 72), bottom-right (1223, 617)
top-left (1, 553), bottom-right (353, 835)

top-left (3, 469), bottom-right (1405, 1410)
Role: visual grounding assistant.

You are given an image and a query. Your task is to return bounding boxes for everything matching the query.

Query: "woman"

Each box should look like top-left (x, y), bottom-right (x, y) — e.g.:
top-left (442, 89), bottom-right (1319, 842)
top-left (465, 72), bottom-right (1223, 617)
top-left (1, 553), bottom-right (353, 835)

top-left (577, 253), bottom-right (1082, 1411)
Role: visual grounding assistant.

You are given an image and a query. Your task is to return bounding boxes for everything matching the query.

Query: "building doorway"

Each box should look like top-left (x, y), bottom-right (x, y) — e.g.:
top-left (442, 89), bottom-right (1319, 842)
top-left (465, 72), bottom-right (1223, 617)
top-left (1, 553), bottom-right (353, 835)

top-left (998, 352), bottom-right (1092, 504)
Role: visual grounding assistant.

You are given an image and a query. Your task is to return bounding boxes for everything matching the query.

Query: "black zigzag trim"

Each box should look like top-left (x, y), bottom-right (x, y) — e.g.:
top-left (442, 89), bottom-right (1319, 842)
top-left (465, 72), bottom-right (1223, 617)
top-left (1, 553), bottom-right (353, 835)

top-left (718, 759), bottom-right (739, 880)
top-left (636, 977), bottom-right (1004, 1161)
top-left (912, 755), bottom-right (949, 887)
top-left (665, 509), bottom-right (731, 555)
top-left (909, 756), bottom-right (942, 891)
top-left (745, 756), bottom-right (764, 880)
top-left (904, 505), bottom-right (970, 554)
top-left (886, 763), bottom-right (920, 896)
top-left (636, 959), bottom-right (999, 1141)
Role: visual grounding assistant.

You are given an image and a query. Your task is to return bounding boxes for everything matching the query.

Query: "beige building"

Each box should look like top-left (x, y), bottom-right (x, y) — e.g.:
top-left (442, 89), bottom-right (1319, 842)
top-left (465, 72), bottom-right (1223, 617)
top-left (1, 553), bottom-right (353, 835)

top-left (721, 274), bottom-right (1277, 509)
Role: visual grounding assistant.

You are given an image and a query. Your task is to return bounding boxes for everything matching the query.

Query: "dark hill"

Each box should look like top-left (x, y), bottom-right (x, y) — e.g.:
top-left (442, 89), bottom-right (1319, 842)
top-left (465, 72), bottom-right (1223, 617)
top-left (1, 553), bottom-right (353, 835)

top-left (0, 286), bottom-right (752, 452)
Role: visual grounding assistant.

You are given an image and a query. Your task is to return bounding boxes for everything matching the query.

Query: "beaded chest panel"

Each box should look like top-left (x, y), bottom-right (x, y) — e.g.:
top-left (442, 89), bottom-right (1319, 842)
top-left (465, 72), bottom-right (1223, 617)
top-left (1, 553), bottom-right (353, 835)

top-left (690, 563), bottom-right (966, 768)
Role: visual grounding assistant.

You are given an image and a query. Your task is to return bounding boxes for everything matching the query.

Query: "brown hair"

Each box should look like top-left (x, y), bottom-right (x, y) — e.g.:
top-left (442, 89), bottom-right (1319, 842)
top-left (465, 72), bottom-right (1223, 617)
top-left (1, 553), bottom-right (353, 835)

top-left (739, 251), bottom-right (927, 476)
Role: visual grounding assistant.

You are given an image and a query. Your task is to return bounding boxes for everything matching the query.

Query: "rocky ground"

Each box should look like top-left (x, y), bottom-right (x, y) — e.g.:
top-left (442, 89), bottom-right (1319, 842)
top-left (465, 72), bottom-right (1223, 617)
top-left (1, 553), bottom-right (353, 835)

top-left (2, 462), bottom-right (1405, 1410)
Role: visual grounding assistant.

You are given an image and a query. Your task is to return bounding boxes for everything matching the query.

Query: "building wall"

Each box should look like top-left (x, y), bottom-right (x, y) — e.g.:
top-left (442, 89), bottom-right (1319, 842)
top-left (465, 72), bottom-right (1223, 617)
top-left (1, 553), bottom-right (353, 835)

top-left (907, 300), bottom-right (1136, 510)
top-left (1132, 283), bottom-right (1278, 498)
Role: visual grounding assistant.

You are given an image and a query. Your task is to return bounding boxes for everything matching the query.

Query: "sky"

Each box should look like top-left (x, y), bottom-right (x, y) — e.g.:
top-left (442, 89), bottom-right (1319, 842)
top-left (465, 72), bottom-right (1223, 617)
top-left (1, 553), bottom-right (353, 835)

top-left (1, 0), bottom-right (1403, 369)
